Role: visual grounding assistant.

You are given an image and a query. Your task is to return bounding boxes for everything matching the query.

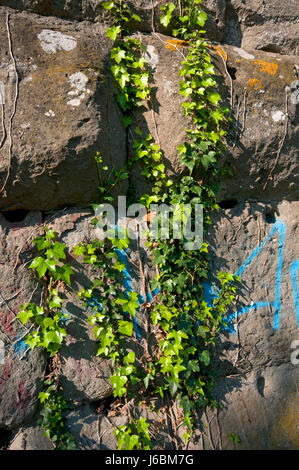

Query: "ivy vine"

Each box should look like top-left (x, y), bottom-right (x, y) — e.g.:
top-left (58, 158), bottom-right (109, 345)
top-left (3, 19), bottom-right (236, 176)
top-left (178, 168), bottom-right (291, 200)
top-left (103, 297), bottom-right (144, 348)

top-left (17, 0), bottom-right (239, 451)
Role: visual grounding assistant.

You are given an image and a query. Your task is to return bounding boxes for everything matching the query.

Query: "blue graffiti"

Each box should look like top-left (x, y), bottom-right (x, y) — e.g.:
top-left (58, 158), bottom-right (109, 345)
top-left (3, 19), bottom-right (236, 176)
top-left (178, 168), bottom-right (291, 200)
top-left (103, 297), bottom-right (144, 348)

top-left (117, 219), bottom-right (299, 338)
top-left (114, 247), bottom-right (142, 340)
top-left (204, 220), bottom-right (299, 333)
top-left (13, 219), bottom-right (298, 355)
top-left (13, 338), bottom-right (29, 356)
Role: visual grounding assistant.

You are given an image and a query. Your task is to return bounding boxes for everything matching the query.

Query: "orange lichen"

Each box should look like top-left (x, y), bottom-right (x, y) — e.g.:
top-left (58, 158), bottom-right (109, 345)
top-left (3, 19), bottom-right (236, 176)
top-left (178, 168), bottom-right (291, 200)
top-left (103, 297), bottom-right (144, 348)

top-left (269, 393), bottom-right (299, 449)
top-left (213, 44), bottom-right (227, 61)
top-left (248, 78), bottom-right (262, 90)
top-left (207, 43), bottom-right (228, 61)
top-left (165, 39), bottom-right (188, 51)
top-left (253, 59), bottom-right (278, 75)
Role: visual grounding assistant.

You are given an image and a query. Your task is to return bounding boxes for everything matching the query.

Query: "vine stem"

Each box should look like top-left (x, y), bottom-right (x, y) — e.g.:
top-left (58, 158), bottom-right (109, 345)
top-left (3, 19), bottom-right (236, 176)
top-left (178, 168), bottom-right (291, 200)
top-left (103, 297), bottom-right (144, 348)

top-left (263, 86), bottom-right (289, 191)
top-left (0, 12), bottom-right (19, 197)
top-left (0, 102), bottom-right (5, 150)
top-left (153, 32), bottom-right (187, 60)
top-left (209, 44), bottom-right (233, 109)
top-left (203, 409), bottom-right (215, 450)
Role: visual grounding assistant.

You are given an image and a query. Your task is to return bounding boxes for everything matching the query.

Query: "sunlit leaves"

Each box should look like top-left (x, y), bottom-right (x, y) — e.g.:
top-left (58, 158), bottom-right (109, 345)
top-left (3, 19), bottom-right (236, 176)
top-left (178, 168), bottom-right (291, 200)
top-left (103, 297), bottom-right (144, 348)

top-left (160, 2), bottom-right (176, 27)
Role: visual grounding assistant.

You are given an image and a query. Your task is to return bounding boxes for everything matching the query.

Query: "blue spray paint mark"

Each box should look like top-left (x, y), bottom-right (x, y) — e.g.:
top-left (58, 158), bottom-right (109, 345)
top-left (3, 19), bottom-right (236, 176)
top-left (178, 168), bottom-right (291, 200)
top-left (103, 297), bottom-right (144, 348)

top-left (235, 220), bottom-right (285, 331)
top-left (202, 280), bottom-right (214, 307)
top-left (114, 247), bottom-right (142, 340)
top-left (290, 260), bottom-right (299, 327)
top-left (203, 220), bottom-right (295, 333)
top-left (13, 338), bottom-right (29, 356)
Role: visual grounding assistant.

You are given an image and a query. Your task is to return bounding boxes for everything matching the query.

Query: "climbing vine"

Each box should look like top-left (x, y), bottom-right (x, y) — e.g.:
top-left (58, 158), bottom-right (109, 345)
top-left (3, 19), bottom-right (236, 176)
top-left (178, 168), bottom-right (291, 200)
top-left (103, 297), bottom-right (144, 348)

top-left (17, 0), bottom-right (239, 450)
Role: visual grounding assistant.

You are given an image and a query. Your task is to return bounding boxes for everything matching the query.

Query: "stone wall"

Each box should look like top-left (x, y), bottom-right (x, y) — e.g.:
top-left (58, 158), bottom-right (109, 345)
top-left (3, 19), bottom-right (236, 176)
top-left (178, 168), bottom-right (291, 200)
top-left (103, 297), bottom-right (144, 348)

top-left (0, 0), bottom-right (298, 450)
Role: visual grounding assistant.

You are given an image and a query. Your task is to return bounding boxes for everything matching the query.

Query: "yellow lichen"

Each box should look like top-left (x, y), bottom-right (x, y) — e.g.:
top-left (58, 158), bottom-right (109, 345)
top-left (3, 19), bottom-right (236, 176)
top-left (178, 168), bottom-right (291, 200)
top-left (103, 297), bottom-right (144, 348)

top-left (213, 44), bottom-right (227, 62)
top-left (165, 39), bottom-right (188, 51)
top-left (248, 78), bottom-right (262, 90)
top-left (207, 43), bottom-right (228, 61)
top-left (270, 392), bottom-right (299, 449)
top-left (253, 59), bottom-right (279, 76)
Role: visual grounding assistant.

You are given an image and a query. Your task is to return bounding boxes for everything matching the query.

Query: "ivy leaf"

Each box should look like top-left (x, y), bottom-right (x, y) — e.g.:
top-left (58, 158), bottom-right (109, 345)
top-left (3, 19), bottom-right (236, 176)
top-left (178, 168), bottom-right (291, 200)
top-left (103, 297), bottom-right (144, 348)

top-left (43, 330), bottom-right (65, 347)
top-left (111, 48), bottom-right (126, 64)
top-left (196, 325), bottom-right (209, 338)
top-left (143, 374), bottom-right (150, 389)
top-left (38, 391), bottom-right (50, 403)
top-left (200, 350), bottom-right (210, 366)
top-left (118, 320), bottom-right (133, 337)
top-left (128, 435), bottom-right (139, 450)
top-left (33, 236), bottom-right (52, 251)
top-left (102, 1), bottom-right (114, 10)
top-left (113, 260), bottom-right (126, 272)
top-left (48, 293), bottom-right (62, 309)
top-left (195, 10), bottom-right (207, 27)
top-left (131, 13), bottom-right (141, 22)
top-left (46, 242), bottom-right (66, 260)
top-left (109, 374), bottom-right (128, 397)
top-left (207, 92), bottom-right (221, 104)
top-left (167, 378), bottom-right (178, 397)
top-left (45, 229), bottom-right (55, 240)
top-left (160, 2), bottom-right (176, 27)
top-left (121, 115), bottom-right (133, 128)
top-left (59, 264), bottom-right (75, 285)
top-left (18, 309), bottom-right (34, 324)
top-left (106, 25), bottom-right (121, 41)
top-left (73, 243), bottom-right (86, 256)
top-left (119, 72), bottom-right (130, 89)
top-left (29, 256), bottom-right (46, 277)
top-left (124, 351), bottom-right (135, 364)
top-left (25, 332), bottom-right (40, 350)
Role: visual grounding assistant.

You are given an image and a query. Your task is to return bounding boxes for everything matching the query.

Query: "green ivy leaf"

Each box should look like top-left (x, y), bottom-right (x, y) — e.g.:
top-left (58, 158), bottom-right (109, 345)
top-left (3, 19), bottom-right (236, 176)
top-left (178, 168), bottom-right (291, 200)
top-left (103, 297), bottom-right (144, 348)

top-left (106, 25), bottom-right (121, 41)
top-left (18, 308), bottom-right (34, 324)
top-left (118, 320), bottom-right (133, 337)
top-left (200, 350), bottom-right (210, 366)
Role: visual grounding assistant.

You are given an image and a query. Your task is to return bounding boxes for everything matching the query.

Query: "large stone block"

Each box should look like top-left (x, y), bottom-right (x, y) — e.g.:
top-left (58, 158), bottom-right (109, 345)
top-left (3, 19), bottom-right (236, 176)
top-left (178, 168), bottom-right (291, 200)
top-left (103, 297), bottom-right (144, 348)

top-left (224, 0), bottom-right (299, 55)
top-left (0, 8), bottom-right (127, 211)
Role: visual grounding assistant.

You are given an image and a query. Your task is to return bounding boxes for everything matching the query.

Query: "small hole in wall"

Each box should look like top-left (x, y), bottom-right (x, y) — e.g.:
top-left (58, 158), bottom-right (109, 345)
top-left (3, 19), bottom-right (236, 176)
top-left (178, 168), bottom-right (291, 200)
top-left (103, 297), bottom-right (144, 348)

top-left (90, 395), bottom-right (116, 416)
top-left (1, 209), bottom-right (30, 223)
top-left (259, 44), bottom-right (282, 54)
top-left (227, 66), bottom-right (237, 80)
top-left (256, 376), bottom-right (265, 398)
top-left (0, 429), bottom-right (12, 450)
top-left (219, 199), bottom-right (238, 209)
top-left (265, 211), bottom-right (276, 224)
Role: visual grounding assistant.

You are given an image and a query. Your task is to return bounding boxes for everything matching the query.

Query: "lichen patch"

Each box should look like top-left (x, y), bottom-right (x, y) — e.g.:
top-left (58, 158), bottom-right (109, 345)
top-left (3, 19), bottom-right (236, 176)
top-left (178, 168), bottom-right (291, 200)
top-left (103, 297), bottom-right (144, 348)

top-left (38, 30), bottom-right (77, 54)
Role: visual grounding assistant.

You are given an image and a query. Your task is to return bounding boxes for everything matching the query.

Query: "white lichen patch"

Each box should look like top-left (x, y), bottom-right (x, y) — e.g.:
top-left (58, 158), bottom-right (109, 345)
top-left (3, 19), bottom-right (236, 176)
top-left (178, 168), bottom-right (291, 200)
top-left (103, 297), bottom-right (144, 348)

top-left (67, 97), bottom-right (83, 107)
top-left (67, 72), bottom-right (91, 107)
top-left (145, 45), bottom-right (159, 69)
top-left (271, 110), bottom-right (286, 122)
top-left (45, 110), bottom-right (55, 117)
top-left (38, 30), bottom-right (77, 54)
top-left (233, 47), bottom-right (255, 60)
top-left (290, 80), bottom-right (299, 105)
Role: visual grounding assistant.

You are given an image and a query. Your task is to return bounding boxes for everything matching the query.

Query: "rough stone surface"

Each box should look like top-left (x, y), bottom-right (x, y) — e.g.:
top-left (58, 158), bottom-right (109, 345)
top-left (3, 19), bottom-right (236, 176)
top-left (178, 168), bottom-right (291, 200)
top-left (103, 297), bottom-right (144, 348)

top-left (66, 400), bottom-right (180, 450)
top-left (0, 211), bottom-right (46, 430)
top-left (0, 0), bottom-right (298, 452)
top-left (0, 7), bottom-right (126, 211)
top-left (8, 420), bottom-right (54, 450)
top-left (0, 1), bottom-right (224, 41)
top-left (130, 35), bottom-right (299, 202)
top-left (218, 45), bottom-right (299, 202)
top-left (198, 200), bottom-right (299, 448)
top-left (224, 0), bottom-right (299, 55)
top-left (47, 210), bottom-right (114, 404)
